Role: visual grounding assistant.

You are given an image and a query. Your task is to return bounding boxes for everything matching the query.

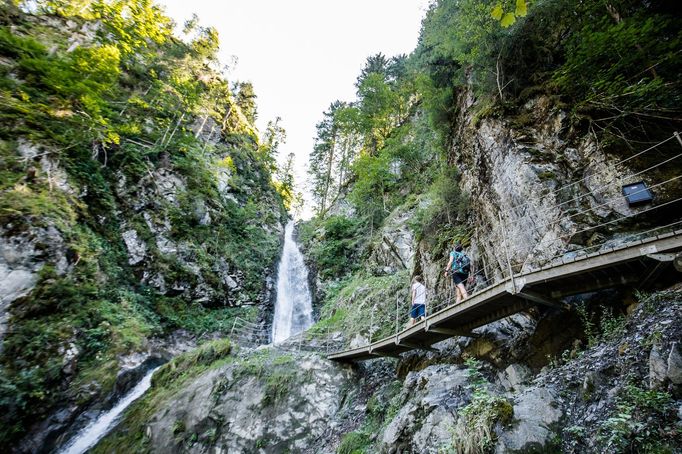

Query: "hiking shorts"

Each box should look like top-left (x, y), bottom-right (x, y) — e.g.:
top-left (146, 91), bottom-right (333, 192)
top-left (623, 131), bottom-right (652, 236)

top-left (410, 304), bottom-right (425, 319)
top-left (452, 272), bottom-right (469, 285)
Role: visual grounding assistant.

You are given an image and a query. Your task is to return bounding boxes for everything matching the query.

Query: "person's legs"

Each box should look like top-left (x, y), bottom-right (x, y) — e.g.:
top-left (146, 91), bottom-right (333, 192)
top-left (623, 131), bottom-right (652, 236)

top-left (454, 286), bottom-right (463, 304)
top-left (417, 304), bottom-right (425, 322)
top-left (457, 283), bottom-right (469, 301)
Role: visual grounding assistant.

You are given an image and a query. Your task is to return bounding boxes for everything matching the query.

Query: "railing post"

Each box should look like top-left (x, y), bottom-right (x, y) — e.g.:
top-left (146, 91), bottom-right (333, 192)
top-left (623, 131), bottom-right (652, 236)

top-left (499, 212), bottom-right (516, 293)
top-left (423, 292), bottom-right (427, 322)
top-left (395, 293), bottom-right (399, 334)
top-left (230, 318), bottom-right (238, 338)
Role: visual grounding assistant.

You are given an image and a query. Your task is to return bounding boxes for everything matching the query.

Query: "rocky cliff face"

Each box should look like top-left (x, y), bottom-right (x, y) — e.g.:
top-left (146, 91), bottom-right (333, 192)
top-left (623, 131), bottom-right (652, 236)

top-left (453, 93), bottom-right (640, 275)
top-left (0, 7), bottom-right (286, 450)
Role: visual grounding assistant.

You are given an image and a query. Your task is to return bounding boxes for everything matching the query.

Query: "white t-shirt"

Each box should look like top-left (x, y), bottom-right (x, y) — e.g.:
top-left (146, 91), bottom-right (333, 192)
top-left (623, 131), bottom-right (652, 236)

top-left (412, 282), bottom-right (426, 306)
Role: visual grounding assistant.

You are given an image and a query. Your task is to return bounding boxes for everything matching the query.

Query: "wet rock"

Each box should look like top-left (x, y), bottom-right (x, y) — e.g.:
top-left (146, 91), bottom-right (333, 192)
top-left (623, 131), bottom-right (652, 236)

top-left (155, 170), bottom-right (186, 205)
top-left (452, 92), bottom-right (636, 273)
top-left (193, 200), bottom-right (211, 225)
top-left (495, 387), bottom-right (562, 453)
top-left (59, 342), bottom-right (80, 376)
top-left (144, 272), bottom-right (167, 293)
top-left (667, 343), bottom-right (682, 385)
top-left (18, 405), bottom-right (82, 454)
top-left (121, 229), bottom-right (146, 265)
top-left (0, 223), bottom-right (68, 344)
top-left (411, 407), bottom-right (456, 453)
top-left (580, 371), bottom-right (603, 401)
top-left (369, 204), bottom-right (416, 273)
top-left (112, 356), bottom-right (166, 401)
top-left (350, 334), bottom-right (369, 349)
top-left (650, 346), bottom-right (667, 388)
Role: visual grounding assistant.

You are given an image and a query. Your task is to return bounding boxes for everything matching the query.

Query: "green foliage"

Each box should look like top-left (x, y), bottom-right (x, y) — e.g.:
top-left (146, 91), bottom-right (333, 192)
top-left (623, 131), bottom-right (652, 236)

top-left (309, 271), bottom-right (411, 343)
top-left (152, 339), bottom-right (232, 389)
top-left (491, 0), bottom-right (528, 27)
top-left (575, 302), bottom-right (599, 348)
top-left (337, 431), bottom-right (371, 454)
top-left (449, 359), bottom-right (513, 454)
top-left (599, 307), bottom-right (627, 342)
top-left (0, 3), bottom-right (285, 448)
top-left (299, 216), bottom-right (363, 280)
top-left (554, 8), bottom-right (681, 133)
top-left (409, 166), bottom-right (468, 241)
top-left (262, 369), bottom-right (296, 406)
top-left (576, 303), bottom-right (628, 348)
top-left (598, 383), bottom-right (678, 453)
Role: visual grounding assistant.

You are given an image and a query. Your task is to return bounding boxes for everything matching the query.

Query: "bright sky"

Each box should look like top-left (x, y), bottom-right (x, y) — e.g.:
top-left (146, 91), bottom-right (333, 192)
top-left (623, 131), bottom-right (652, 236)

top-left (157, 0), bottom-right (430, 217)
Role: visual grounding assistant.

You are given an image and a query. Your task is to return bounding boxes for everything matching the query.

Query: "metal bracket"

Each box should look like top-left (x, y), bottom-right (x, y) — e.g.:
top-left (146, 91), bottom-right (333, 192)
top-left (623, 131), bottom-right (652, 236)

top-left (647, 253), bottom-right (676, 262)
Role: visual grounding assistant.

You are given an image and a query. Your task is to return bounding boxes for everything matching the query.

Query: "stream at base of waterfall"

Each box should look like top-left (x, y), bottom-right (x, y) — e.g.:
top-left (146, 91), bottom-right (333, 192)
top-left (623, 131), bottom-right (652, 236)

top-left (272, 220), bottom-right (314, 344)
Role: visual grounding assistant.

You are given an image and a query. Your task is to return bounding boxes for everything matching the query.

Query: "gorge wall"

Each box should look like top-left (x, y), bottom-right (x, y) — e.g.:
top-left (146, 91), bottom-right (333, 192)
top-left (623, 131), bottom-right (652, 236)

top-left (0, 3), bottom-right (286, 451)
top-left (1, 0), bottom-right (682, 453)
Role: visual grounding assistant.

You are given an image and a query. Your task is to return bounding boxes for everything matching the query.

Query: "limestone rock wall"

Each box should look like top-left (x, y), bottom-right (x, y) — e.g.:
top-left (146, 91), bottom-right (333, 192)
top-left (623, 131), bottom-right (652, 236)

top-left (453, 94), bottom-right (645, 275)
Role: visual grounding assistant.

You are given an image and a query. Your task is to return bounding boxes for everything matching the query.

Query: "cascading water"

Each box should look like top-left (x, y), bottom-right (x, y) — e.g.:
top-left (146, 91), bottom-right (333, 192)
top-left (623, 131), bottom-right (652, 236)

top-left (272, 220), bottom-right (313, 344)
top-left (58, 366), bottom-right (160, 454)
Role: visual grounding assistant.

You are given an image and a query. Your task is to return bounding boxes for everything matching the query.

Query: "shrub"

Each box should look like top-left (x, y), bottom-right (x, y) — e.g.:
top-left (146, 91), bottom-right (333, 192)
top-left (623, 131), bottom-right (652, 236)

top-left (449, 359), bottom-right (513, 454)
top-left (152, 339), bottom-right (231, 388)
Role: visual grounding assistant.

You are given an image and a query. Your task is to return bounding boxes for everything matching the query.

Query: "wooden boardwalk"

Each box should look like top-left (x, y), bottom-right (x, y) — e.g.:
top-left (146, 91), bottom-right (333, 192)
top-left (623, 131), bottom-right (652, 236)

top-left (328, 230), bottom-right (682, 361)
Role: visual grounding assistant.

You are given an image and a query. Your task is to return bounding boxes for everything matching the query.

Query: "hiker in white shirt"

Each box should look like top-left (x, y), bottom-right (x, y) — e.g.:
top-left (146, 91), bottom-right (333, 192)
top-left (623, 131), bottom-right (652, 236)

top-left (410, 275), bottom-right (427, 325)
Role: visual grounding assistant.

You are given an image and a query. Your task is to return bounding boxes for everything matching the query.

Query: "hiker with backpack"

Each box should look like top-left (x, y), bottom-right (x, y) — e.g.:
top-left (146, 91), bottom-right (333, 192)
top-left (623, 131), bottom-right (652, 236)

top-left (444, 243), bottom-right (470, 304)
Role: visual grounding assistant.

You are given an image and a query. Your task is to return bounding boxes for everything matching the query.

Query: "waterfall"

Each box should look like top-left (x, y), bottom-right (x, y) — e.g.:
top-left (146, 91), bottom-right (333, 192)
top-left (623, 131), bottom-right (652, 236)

top-left (272, 220), bottom-right (313, 344)
top-left (58, 366), bottom-right (160, 454)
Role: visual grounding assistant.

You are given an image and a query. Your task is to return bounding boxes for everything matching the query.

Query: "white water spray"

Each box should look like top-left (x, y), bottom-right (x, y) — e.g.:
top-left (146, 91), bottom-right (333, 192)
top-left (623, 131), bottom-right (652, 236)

top-left (272, 220), bottom-right (313, 343)
top-left (58, 366), bottom-right (160, 454)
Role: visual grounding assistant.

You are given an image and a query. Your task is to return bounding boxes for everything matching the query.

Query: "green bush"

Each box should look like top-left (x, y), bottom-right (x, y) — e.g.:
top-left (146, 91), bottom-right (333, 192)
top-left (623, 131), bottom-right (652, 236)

top-left (152, 339), bottom-right (232, 388)
top-left (337, 431), bottom-right (371, 454)
top-left (449, 359), bottom-right (514, 454)
top-left (302, 215), bottom-right (363, 280)
top-left (598, 383), bottom-right (677, 453)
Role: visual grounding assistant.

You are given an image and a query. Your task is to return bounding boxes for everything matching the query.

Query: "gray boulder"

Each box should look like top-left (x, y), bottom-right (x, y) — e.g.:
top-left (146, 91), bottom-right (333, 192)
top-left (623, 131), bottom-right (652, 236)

top-left (650, 346), bottom-right (668, 388)
top-left (498, 363), bottom-right (532, 392)
top-left (380, 364), bottom-right (473, 453)
top-left (121, 228), bottom-right (147, 265)
top-left (495, 387), bottom-right (562, 453)
top-left (144, 352), bottom-right (353, 453)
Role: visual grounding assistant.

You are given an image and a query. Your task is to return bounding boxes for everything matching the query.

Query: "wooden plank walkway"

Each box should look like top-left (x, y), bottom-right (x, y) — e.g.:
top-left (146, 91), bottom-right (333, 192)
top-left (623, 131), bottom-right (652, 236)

top-left (328, 230), bottom-right (682, 361)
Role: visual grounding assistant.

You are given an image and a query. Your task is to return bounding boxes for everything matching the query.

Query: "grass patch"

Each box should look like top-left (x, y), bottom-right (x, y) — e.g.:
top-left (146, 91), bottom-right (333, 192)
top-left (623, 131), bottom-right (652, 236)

top-left (307, 270), bottom-right (411, 344)
top-left (448, 359), bottom-right (513, 454)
